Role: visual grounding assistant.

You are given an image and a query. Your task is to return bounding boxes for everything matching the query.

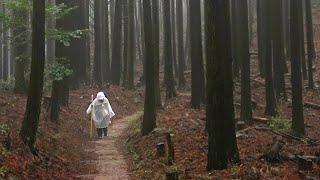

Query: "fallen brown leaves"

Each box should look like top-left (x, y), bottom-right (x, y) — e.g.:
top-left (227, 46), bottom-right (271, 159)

top-left (0, 85), bottom-right (143, 179)
top-left (124, 51), bottom-right (320, 179)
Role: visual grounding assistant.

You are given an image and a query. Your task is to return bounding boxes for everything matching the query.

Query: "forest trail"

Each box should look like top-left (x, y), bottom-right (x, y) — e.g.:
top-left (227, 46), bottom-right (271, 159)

top-left (80, 111), bottom-right (142, 180)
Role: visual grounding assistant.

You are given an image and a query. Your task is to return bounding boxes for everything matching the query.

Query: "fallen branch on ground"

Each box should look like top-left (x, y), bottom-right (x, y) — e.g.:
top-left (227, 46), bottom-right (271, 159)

top-left (255, 127), bottom-right (319, 145)
top-left (253, 117), bottom-right (270, 124)
top-left (236, 126), bottom-right (319, 145)
top-left (304, 101), bottom-right (320, 110)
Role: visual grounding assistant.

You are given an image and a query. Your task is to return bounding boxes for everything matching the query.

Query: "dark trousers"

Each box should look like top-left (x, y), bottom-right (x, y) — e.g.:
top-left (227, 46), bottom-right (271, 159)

top-left (97, 127), bottom-right (108, 138)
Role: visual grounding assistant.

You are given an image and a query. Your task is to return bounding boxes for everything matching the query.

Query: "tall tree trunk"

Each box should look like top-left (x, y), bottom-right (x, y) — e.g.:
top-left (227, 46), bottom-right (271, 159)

top-left (103, 0), bottom-right (110, 82)
top-left (248, 0), bottom-right (254, 43)
top-left (264, 0), bottom-right (277, 116)
top-left (176, 0), bottom-right (185, 88)
top-left (152, 0), bottom-right (162, 107)
top-left (282, 0), bottom-right (290, 61)
top-left (2, 31), bottom-right (8, 81)
top-left (271, 0), bottom-right (286, 100)
top-left (171, 0), bottom-right (178, 79)
top-left (2, 3), bottom-right (8, 80)
top-left (46, 0), bottom-right (56, 63)
top-left (127, 0), bottom-right (135, 89)
top-left (93, 0), bottom-right (102, 85)
top-left (100, 0), bottom-right (106, 84)
top-left (305, 0), bottom-right (315, 89)
top-left (122, 0), bottom-right (129, 86)
top-left (93, 0), bottom-right (104, 86)
top-left (12, 7), bottom-right (28, 93)
top-left (110, 0), bottom-right (115, 57)
top-left (237, 0), bottom-right (252, 124)
top-left (231, 0), bottom-right (240, 78)
top-left (298, 1), bottom-right (307, 80)
top-left (50, 80), bottom-right (62, 122)
top-left (190, 0), bottom-right (205, 109)
top-left (184, 0), bottom-right (190, 68)
top-left (9, 29), bottom-right (14, 77)
top-left (163, 0), bottom-right (177, 99)
top-left (256, 0), bottom-right (266, 78)
top-left (139, 0), bottom-right (146, 84)
top-left (290, 0), bottom-right (305, 136)
top-left (206, 0), bottom-right (239, 170)
top-left (20, 0), bottom-right (45, 154)
top-left (111, 0), bottom-right (123, 85)
top-left (141, 0), bottom-right (156, 135)
top-left (135, 0), bottom-right (143, 70)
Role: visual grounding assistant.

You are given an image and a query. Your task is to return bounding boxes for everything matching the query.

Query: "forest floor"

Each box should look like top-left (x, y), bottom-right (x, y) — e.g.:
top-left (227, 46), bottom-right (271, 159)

top-left (79, 111), bottom-right (143, 180)
top-left (0, 67), bottom-right (320, 180)
top-left (0, 85), bottom-right (143, 179)
top-left (123, 62), bottom-right (320, 179)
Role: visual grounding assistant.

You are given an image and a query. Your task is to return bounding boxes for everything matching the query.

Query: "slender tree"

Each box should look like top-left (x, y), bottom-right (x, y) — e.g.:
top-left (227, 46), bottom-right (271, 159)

top-left (264, 0), bottom-right (277, 116)
top-left (184, 0), bottom-right (191, 67)
top-left (176, 0), bottom-right (185, 88)
top-left (298, 0), bottom-right (307, 80)
top-left (190, 0), bottom-right (205, 108)
top-left (110, 0), bottom-right (115, 54)
top-left (20, 0), bottom-right (45, 154)
top-left (230, 0), bottom-right (240, 78)
top-left (305, 0), bottom-right (316, 89)
top-left (2, 3), bottom-right (8, 80)
top-left (290, 0), bottom-right (305, 135)
top-left (138, 0), bottom-right (146, 84)
top-left (206, 0), bottom-right (239, 170)
top-left (282, 0), bottom-right (290, 61)
top-left (122, 0), bottom-right (129, 85)
top-left (170, 0), bottom-right (178, 79)
top-left (271, 0), bottom-right (286, 100)
top-left (163, 0), bottom-right (176, 99)
top-left (152, 0), bottom-right (162, 107)
top-left (127, 0), bottom-right (135, 89)
top-left (13, 6), bottom-right (29, 94)
top-left (111, 0), bottom-right (123, 85)
top-left (236, 0), bottom-right (252, 123)
top-left (256, 0), bottom-right (266, 77)
top-left (141, 0), bottom-right (156, 135)
top-left (46, 0), bottom-right (56, 63)
top-left (103, 0), bottom-right (110, 82)
top-left (93, 0), bottom-right (104, 85)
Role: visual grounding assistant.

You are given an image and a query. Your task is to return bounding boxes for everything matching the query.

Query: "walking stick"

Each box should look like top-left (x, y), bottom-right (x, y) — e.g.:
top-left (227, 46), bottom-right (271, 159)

top-left (90, 94), bottom-right (94, 139)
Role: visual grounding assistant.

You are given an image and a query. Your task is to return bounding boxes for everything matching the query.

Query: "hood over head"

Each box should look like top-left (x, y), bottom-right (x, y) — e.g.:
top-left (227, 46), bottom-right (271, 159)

top-left (96, 92), bottom-right (106, 100)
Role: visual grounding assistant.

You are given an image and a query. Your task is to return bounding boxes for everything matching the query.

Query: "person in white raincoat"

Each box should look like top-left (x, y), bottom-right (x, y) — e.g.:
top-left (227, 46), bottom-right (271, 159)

top-left (87, 92), bottom-right (115, 138)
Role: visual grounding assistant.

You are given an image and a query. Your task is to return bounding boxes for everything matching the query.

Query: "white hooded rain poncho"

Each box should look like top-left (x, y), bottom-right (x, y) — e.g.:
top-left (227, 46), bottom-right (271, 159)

top-left (86, 92), bottom-right (115, 129)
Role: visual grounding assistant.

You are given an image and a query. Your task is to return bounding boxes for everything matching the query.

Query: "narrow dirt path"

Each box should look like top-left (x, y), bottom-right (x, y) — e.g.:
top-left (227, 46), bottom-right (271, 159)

top-left (80, 111), bottom-right (142, 180)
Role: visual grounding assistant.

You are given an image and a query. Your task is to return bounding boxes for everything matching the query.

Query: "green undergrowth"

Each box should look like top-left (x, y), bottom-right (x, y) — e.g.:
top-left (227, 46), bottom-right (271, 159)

top-left (125, 111), bottom-right (143, 161)
top-left (268, 116), bottom-right (291, 132)
top-left (0, 77), bottom-right (15, 91)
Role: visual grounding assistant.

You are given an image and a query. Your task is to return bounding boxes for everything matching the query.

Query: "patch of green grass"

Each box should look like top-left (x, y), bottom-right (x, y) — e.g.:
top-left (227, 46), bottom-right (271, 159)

top-left (0, 124), bottom-right (9, 135)
top-left (127, 142), bottom-right (139, 161)
top-left (268, 116), bottom-right (291, 131)
top-left (0, 77), bottom-right (15, 91)
top-left (125, 111), bottom-right (143, 161)
top-left (127, 111), bottom-right (143, 135)
top-left (0, 166), bottom-right (8, 178)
